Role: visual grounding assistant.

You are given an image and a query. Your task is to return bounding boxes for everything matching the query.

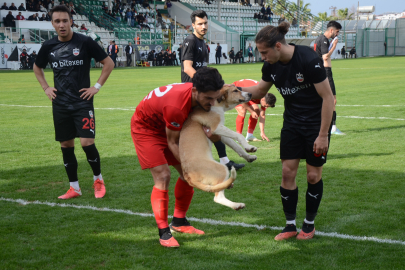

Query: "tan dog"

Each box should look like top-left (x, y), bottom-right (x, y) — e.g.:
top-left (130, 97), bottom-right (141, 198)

top-left (179, 85), bottom-right (258, 210)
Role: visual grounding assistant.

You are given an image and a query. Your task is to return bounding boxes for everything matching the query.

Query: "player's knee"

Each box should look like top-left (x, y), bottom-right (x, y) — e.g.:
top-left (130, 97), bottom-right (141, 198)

top-left (306, 171), bottom-right (320, 184)
top-left (281, 167), bottom-right (297, 183)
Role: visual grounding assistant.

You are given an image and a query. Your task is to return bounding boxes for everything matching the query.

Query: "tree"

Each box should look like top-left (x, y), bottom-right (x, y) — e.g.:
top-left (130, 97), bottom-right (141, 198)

top-left (317, 12), bottom-right (328, 21)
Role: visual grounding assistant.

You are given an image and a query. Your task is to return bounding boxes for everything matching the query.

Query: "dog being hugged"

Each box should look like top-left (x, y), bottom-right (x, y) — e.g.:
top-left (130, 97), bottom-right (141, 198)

top-left (179, 85), bottom-right (258, 210)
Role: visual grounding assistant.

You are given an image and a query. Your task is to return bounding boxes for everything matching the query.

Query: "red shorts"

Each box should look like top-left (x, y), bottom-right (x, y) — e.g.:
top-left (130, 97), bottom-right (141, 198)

top-left (131, 116), bottom-right (179, 170)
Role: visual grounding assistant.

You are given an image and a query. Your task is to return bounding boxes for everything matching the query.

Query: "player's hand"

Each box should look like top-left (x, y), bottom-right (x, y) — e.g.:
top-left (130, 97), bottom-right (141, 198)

top-left (79, 87), bottom-right (99, 100)
top-left (251, 111), bottom-right (259, 119)
top-left (260, 132), bottom-right (270, 142)
top-left (44, 87), bottom-right (57, 101)
top-left (313, 134), bottom-right (329, 155)
top-left (202, 125), bottom-right (221, 142)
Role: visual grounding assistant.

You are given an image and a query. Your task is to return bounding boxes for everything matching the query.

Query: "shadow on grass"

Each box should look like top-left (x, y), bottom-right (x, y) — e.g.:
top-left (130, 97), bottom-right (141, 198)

top-left (343, 124), bottom-right (405, 134)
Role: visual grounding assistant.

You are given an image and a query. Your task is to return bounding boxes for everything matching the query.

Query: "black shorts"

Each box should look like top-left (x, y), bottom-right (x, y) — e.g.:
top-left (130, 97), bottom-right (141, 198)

top-left (325, 67), bottom-right (336, 95)
top-left (280, 125), bottom-right (331, 167)
top-left (248, 52), bottom-right (253, 57)
top-left (52, 104), bottom-right (96, 141)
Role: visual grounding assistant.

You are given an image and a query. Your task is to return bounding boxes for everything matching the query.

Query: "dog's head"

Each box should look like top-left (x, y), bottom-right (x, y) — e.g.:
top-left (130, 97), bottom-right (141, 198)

top-left (215, 85), bottom-right (252, 111)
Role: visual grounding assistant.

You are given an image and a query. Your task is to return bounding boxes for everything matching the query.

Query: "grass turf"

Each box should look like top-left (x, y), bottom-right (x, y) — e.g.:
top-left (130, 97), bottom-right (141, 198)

top-left (1, 56), bottom-right (405, 269)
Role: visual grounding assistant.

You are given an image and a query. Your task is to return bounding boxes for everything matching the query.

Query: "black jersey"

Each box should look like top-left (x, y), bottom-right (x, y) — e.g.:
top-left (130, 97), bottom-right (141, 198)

top-left (314, 34), bottom-right (329, 60)
top-left (35, 32), bottom-right (108, 108)
top-left (181, 34), bottom-right (208, 82)
top-left (262, 45), bottom-right (327, 129)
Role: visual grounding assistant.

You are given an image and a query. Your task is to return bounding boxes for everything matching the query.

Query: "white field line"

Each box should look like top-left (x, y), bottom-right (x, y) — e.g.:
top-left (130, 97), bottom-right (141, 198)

top-left (1, 197), bottom-right (405, 246)
top-left (1, 104), bottom-right (405, 121)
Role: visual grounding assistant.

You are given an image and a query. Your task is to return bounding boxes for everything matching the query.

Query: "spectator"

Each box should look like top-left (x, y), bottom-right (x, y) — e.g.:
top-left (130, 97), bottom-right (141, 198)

top-left (16, 12), bottom-right (25, 20)
top-left (147, 49), bottom-right (155, 65)
top-left (257, 13), bottom-right (263, 20)
top-left (29, 50), bottom-right (37, 69)
top-left (1, 2), bottom-right (8, 10)
top-left (215, 42), bottom-right (222, 64)
top-left (350, 46), bottom-right (356, 58)
top-left (39, 13), bottom-right (47, 21)
top-left (341, 46), bottom-right (346, 59)
top-left (261, 5), bottom-right (266, 15)
top-left (46, 11), bottom-right (51, 21)
top-left (80, 23), bottom-right (87, 31)
top-left (292, 18), bottom-right (298, 27)
top-left (142, 0), bottom-right (150, 9)
top-left (9, 3), bottom-right (17, 10)
top-left (204, 0), bottom-right (211, 5)
top-left (68, 2), bottom-right (76, 14)
top-left (235, 49), bottom-right (244, 63)
top-left (18, 34), bottom-right (25, 43)
top-left (125, 41), bottom-right (133, 66)
top-left (247, 43), bottom-right (254, 63)
top-left (48, 0), bottom-right (55, 11)
top-left (266, 5), bottom-right (272, 16)
top-left (125, 8), bottom-right (132, 26)
top-left (156, 50), bottom-right (163, 66)
top-left (254, 13), bottom-right (258, 19)
top-left (171, 51), bottom-right (178, 65)
top-left (20, 48), bottom-right (28, 69)
top-left (165, 0), bottom-right (172, 9)
top-left (229, 46), bottom-right (235, 63)
top-left (278, 14), bottom-right (285, 25)
top-left (18, 3), bottom-right (26, 11)
top-left (39, 3), bottom-right (47, 12)
top-left (5, 11), bottom-right (15, 27)
top-left (136, 34), bottom-right (140, 44)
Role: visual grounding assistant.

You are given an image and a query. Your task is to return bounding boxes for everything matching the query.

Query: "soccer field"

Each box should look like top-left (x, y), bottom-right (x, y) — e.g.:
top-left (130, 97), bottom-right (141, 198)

top-left (1, 57), bottom-right (405, 269)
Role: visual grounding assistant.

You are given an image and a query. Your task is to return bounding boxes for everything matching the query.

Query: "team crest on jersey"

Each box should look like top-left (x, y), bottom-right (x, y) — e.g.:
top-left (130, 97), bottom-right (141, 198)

top-left (296, 73), bottom-right (304, 83)
top-left (73, 48), bottom-right (80, 56)
top-left (89, 110), bottom-right (93, 118)
top-left (171, 122), bottom-right (180, 128)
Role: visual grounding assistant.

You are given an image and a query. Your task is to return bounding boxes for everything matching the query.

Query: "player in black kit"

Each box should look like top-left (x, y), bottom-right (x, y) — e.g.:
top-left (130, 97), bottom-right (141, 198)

top-left (33, 5), bottom-right (114, 200)
top-left (314, 21), bottom-right (343, 135)
top-left (181, 10), bottom-right (244, 171)
top-left (241, 22), bottom-right (334, 240)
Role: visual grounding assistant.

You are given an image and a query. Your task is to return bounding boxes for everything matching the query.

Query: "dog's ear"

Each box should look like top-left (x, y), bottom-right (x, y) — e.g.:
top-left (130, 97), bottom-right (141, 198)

top-left (217, 91), bottom-right (228, 103)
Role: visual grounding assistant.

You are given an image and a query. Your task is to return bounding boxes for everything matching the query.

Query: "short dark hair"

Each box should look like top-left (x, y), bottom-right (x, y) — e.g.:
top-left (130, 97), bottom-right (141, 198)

top-left (255, 22), bottom-right (289, 48)
top-left (50, 5), bottom-right (71, 20)
top-left (190, 10), bottom-right (208, 23)
top-left (192, 67), bottom-right (224, 93)
top-left (327, 20), bottom-right (342, 30)
top-left (264, 93), bottom-right (276, 107)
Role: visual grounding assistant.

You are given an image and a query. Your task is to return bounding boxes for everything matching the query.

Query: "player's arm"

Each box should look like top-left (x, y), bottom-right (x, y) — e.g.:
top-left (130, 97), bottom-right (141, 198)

top-left (80, 56), bottom-right (114, 100)
top-left (183, 60), bottom-right (196, 78)
top-left (313, 78), bottom-right (334, 154)
top-left (259, 108), bottom-right (269, 141)
top-left (241, 103), bottom-right (258, 119)
top-left (33, 63), bottom-right (57, 101)
top-left (322, 38), bottom-right (338, 60)
top-left (241, 79), bottom-right (272, 99)
top-left (166, 127), bottom-right (181, 162)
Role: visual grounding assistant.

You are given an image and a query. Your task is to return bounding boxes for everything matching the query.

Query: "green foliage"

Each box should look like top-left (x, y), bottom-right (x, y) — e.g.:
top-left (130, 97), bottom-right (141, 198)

top-left (1, 57), bottom-right (405, 269)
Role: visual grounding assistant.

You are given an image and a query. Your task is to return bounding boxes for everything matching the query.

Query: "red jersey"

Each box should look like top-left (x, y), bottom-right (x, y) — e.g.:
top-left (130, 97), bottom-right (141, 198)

top-left (233, 79), bottom-right (265, 111)
top-left (132, 83), bottom-right (193, 134)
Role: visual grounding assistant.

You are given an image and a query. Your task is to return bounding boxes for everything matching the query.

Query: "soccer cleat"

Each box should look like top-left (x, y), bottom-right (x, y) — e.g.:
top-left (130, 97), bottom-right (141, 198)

top-left (159, 230), bottom-right (180, 248)
top-left (93, 179), bottom-right (106, 198)
top-left (296, 223), bottom-right (315, 240)
top-left (170, 219), bottom-right (205, 235)
top-left (274, 224), bottom-right (298, 241)
top-left (58, 187), bottom-right (82, 199)
top-left (331, 127), bottom-right (345, 135)
top-left (246, 134), bottom-right (261, 142)
top-left (225, 160), bottom-right (245, 171)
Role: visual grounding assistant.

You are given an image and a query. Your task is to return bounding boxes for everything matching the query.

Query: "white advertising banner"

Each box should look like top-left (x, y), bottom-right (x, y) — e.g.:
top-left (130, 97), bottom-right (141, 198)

top-left (0, 43), bottom-right (42, 69)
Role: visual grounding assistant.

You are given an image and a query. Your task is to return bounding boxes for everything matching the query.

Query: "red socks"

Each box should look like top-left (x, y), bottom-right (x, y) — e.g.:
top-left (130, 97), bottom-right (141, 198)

top-left (248, 115), bottom-right (258, 134)
top-left (174, 178), bottom-right (194, 218)
top-left (236, 115), bottom-right (245, 134)
top-left (151, 187), bottom-right (169, 229)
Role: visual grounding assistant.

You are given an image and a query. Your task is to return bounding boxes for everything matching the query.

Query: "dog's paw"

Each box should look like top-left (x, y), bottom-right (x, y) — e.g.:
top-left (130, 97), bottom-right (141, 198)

top-left (233, 203), bottom-right (245, 210)
top-left (246, 155), bottom-right (257, 163)
top-left (245, 145), bottom-right (257, 153)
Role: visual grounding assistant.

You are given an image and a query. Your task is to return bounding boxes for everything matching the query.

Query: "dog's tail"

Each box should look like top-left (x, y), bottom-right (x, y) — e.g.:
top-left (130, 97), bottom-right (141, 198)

top-left (190, 167), bottom-right (237, 193)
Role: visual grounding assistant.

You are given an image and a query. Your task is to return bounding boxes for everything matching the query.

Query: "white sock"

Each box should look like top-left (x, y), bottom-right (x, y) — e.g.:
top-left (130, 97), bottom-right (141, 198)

top-left (219, 157), bottom-right (230, 164)
top-left (94, 174), bottom-right (103, 181)
top-left (286, 220), bottom-right (296, 226)
top-left (331, 125), bottom-right (337, 132)
top-left (304, 218), bottom-right (314, 225)
top-left (70, 181), bottom-right (80, 191)
top-left (247, 132), bottom-right (253, 137)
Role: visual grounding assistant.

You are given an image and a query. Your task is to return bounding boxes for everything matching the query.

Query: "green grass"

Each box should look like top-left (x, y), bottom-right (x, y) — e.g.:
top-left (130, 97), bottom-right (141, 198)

top-left (1, 57), bottom-right (405, 269)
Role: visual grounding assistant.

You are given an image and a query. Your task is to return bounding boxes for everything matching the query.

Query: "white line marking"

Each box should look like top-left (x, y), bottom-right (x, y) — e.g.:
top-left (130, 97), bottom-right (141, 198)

top-left (1, 197), bottom-right (404, 246)
top-left (1, 104), bottom-right (405, 121)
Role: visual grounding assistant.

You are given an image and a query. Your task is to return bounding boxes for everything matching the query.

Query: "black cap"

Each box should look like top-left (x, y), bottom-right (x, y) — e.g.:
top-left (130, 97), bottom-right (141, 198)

top-left (33, 50), bottom-right (36, 53)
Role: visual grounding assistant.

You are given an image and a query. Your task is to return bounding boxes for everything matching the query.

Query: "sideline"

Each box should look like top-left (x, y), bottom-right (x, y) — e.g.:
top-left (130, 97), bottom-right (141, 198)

top-left (1, 197), bottom-right (404, 246)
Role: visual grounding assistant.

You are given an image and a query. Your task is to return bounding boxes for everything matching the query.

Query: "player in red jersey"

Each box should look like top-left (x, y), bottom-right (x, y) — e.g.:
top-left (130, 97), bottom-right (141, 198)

top-left (131, 67), bottom-right (224, 248)
top-left (233, 79), bottom-right (276, 142)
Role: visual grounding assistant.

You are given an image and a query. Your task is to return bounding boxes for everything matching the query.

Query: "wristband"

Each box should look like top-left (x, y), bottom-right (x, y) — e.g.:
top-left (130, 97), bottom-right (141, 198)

top-left (94, 83), bottom-right (102, 90)
top-left (44, 86), bottom-right (49, 91)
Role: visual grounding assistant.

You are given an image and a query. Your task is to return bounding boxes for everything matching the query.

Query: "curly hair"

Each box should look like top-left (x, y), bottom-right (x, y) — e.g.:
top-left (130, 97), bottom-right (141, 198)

top-left (192, 67), bottom-right (224, 93)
